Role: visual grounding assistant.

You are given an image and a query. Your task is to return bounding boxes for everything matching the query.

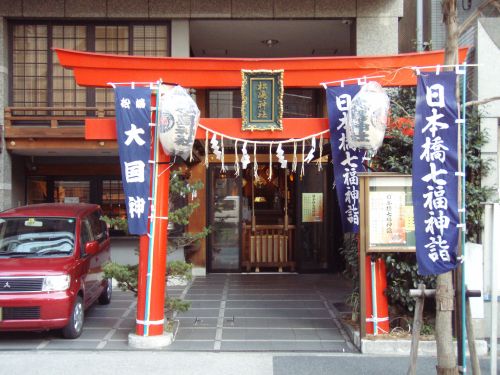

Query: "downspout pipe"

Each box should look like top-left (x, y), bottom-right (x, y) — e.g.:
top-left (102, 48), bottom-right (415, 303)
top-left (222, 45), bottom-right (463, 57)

top-left (416, 0), bottom-right (424, 52)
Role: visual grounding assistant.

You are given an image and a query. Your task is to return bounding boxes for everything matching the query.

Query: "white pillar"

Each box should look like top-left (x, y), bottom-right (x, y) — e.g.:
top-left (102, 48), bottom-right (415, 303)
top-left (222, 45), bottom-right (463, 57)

top-left (171, 20), bottom-right (190, 58)
top-left (0, 17), bottom-right (13, 210)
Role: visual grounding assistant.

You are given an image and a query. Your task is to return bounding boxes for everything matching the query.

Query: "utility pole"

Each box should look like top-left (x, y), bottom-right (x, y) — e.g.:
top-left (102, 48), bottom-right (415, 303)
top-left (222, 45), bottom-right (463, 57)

top-left (435, 1), bottom-right (459, 374)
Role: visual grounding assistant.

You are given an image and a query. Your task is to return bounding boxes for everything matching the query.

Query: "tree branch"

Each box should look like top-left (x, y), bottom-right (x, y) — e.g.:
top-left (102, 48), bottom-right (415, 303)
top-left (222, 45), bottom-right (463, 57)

top-left (391, 99), bottom-right (413, 117)
top-left (464, 96), bottom-right (500, 108)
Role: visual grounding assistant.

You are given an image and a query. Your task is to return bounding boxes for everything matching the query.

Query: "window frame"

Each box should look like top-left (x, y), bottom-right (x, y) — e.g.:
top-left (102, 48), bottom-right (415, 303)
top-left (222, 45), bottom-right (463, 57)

top-left (8, 20), bottom-right (171, 108)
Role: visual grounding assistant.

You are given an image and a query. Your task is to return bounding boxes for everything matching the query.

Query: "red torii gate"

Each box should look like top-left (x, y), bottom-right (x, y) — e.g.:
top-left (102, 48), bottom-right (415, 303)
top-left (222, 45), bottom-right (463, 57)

top-left (55, 47), bottom-right (467, 346)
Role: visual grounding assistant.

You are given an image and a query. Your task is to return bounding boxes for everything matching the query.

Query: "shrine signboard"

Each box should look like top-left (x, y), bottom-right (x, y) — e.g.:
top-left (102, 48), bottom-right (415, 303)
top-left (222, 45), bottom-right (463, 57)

top-left (241, 69), bottom-right (284, 131)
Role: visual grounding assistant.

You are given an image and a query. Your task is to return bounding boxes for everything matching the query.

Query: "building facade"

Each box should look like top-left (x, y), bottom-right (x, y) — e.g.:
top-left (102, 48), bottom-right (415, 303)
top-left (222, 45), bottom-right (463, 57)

top-left (0, 0), bottom-right (411, 276)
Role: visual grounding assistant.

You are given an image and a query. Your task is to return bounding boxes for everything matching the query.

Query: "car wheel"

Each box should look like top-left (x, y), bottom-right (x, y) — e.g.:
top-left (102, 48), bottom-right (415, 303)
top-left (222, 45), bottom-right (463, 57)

top-left (98, 278), bottom-right (112, 305)
top-left (62, 296), bottom-right (84, 339)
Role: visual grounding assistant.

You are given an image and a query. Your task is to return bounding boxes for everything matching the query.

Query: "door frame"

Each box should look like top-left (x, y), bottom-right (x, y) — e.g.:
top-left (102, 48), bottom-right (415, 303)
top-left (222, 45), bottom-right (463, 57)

top-left (294, 162), bottom-right (335, 273)
top-left (206, 164), bottom-right (243, 273)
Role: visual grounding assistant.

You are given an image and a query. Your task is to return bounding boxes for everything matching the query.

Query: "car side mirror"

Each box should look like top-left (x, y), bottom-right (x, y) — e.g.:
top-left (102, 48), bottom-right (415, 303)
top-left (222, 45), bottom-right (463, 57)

top-left (84, 240), bottom-right (99, 256)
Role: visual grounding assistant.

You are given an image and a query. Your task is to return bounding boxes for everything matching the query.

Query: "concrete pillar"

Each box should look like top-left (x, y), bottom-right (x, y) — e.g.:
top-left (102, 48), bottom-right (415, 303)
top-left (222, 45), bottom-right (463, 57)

top-left (171, 19), bottom-right (207, 276)
top-left (356, 0), bottom-right (403, 56)
top-left (0, 17), bottom-right (12, 210)
top-left (171, 20), bottom-right (190, 57)
top-left (356, 16), bottom-right (399, 56)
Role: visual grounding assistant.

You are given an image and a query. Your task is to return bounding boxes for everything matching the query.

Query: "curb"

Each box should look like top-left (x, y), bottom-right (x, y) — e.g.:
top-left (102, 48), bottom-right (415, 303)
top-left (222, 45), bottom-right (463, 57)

top-left (361, 338), bottom-right (488, 356)
top-left (332, 304), bottom-right (488, 356)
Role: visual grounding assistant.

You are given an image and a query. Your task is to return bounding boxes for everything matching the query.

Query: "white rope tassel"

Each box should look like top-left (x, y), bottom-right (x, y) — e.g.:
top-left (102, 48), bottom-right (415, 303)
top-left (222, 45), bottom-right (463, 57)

top-left (317, 134), bottom-right (323, 171)
top-left (204, 130), bottom-right (209, 168)
top-left (253, 143), bottom-right (258, 180)
top-left (234, 140), bottom-right (240, 176)
top-left (292, 142), bottom-right (298, 173)
top-left (304, 136), bottom-right (316, 163)
top-left (241, 141), bottom-right (250, 169)
top-left (268, 142), bottom-right (273, 181)
top-left (276, 143), bottom-right (287, 168)
top-left (221, 136), bottom-right (226, 172)
top-left (210, 133), bottom-right (221, 160)
top-left (300, 139), bottom-right (305, 178)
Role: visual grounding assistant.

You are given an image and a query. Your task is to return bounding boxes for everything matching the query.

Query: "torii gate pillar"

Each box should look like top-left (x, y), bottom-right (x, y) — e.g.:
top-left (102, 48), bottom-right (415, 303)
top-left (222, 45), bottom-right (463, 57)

top-left (129, 148), bottom-right (171, 348)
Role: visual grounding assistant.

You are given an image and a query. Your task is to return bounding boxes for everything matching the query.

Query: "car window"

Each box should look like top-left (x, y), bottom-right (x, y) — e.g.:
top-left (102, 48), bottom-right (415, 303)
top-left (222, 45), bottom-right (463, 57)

top-left (79, 219), bottom-right (92, 257)
top-left (88, 210), bottom-right (108, 243)
top-left (0, 217), bottom-right (75, 257)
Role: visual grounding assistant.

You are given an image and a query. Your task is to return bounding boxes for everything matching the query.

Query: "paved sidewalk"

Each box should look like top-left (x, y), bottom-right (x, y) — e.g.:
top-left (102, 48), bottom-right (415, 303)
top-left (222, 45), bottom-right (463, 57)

top-left (0, 351), bottom-right (497, 375)
top-left (0, 274), bottom-right (355, 352)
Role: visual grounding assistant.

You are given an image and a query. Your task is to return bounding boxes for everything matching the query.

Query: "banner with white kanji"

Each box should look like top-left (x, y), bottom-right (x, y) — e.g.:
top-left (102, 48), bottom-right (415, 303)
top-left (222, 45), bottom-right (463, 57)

top-left (413, 72), bottom-right (459, 275)
top-left (115, 87), bottom-right (152, 235)
top-left (326, 85), bottom-right (366, 233)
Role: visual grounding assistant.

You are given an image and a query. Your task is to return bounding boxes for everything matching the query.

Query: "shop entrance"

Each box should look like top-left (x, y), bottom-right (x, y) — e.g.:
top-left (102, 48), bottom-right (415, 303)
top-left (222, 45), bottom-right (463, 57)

top-left (207, 163), bottom-right (335, 273)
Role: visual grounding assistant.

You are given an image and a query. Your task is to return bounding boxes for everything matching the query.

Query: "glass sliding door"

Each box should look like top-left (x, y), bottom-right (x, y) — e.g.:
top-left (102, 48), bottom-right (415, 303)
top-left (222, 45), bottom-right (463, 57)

top-left (208, 166), bottom-right (241, 272)
top-left (296, 164), bottom-right (330, 271)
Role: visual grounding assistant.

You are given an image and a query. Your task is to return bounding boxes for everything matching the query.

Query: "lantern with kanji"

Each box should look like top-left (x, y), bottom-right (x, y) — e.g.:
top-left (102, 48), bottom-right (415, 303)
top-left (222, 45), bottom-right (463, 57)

top-left (346, 81), bottom-right (390, 155)
top-left (158, 85), bottom-right (200, 161)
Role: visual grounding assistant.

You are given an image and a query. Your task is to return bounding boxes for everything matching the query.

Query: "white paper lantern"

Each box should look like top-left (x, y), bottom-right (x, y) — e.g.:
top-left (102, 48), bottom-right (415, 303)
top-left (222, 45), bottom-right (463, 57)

top-left (158, 85), bottom-right (200, 161)
top-left (346, 81), bottom-right (390, 155)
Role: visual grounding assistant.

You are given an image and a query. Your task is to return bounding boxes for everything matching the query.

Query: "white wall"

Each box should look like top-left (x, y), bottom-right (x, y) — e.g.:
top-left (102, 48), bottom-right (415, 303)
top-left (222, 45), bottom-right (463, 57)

top-left (478, 19), bottom-right (500, 199)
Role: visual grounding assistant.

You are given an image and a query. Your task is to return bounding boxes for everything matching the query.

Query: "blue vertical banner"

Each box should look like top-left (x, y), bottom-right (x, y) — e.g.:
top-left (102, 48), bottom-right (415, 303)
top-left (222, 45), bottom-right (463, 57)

top-left (115, 86), bottom-right (152, 235)
top-left (413, 71), bottom-right (459, 275)
top-left (327, 85), bottom-right (366, 233)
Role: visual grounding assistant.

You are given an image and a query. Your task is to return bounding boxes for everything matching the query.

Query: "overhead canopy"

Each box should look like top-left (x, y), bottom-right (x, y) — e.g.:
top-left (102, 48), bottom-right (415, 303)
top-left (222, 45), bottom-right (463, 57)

top-left (54, 48), bottom-right (468, 89)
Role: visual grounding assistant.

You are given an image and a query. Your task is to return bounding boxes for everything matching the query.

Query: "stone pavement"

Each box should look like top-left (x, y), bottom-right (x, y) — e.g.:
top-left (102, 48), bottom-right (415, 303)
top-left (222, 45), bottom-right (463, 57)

top-left (0, 274), bottom-right (355, 352)
top-left (171, 273), bottom-right (354, 351)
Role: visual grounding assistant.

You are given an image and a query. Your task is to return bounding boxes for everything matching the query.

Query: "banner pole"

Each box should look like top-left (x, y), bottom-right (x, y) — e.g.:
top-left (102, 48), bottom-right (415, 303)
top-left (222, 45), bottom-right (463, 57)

top-left (459, 65), bottom-right (467, 374)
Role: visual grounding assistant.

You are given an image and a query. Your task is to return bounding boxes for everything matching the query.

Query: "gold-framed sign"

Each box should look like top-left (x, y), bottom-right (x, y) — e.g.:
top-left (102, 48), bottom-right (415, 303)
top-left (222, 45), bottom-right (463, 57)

top-left (241, 69), bottom-right (284, 131)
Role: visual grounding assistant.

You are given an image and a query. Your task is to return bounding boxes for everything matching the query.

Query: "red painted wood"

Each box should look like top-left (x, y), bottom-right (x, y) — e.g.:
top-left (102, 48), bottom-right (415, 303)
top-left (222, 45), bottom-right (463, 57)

top-left (135, 235), bottom-right (149, 336)
top-left (86, 117), bottom-right (331, 140)
top-left (54, 48), bottom-right (469, 88)
top-left (148, 150), bottom-right (170, 336)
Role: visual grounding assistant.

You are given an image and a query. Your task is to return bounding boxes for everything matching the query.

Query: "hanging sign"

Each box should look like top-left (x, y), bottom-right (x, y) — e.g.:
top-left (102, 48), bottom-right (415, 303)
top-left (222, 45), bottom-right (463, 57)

top-left (327, 85), bottom-right (366, 233)
top-left (302, 193), bottom-right (324, 223)
top-left (158, 85), bottom-right (200, 161)
top-left (114, 86), bottom-right (151, 235)
top-left (413, 71), bottom-right (459, 275)
top-left (369, 191), bottom-right (407, 246)
top-left (241, 70), bottom-right (284, 131)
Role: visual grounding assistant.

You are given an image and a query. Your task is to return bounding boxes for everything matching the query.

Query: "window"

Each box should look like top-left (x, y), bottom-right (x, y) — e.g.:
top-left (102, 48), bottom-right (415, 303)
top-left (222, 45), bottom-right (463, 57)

top-left (12, 25), bottom-right (48, 114)
top-left (79, 219), bottom-right (92, 257)
top-left (52, 25), bottom-right (87, 115)
top-left (27, 177), bottom-right (48, 204)
top-left (54, 181), bottom-right (90, 203)
top-left (11, 22), bottom-right (170, 110)
top-left (209, 90), bottom-right (242, 118)
top-left (88, 210), bottom-right (108, 243)
top-left (133, 25), bottom-right (168, 56)
top-left (101, 179), bottom-right (126, 219)
top-left (95, 25), bottom-right (130, 109)
top-left (283, 89), bottom-right (318, 118)
top-left (208, 89), bottom-right (319, 118)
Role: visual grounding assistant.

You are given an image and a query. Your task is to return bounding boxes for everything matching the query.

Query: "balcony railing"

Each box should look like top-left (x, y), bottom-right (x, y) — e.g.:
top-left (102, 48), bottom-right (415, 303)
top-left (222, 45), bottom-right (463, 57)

top-left (4, 106), bottom-right (114, 138)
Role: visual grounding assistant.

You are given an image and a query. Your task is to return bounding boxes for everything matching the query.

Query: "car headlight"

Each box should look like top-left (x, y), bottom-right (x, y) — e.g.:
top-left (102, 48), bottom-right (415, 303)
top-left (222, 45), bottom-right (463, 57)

top-left (42, 275), bottom-right (71, 292)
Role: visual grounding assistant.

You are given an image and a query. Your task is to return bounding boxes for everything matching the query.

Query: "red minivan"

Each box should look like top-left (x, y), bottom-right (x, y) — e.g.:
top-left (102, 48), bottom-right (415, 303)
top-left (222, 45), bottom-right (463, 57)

top-left (0, 203), bottom-right (112, 338)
